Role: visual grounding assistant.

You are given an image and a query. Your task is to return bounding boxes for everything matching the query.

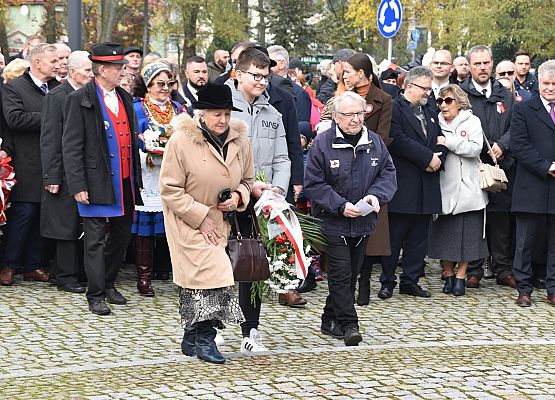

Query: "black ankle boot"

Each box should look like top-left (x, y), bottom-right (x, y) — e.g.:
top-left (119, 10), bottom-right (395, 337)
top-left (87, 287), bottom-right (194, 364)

top-left (195, 321), bottom-right (225, 364)
top-left (443, 276), bottom-right (455, 294)
top-left (357, 260), bottom-right (373, 306)
top-left (181, 325), bottom-right (196, 356)
top-left (453, 278), bottom-right (466, 296)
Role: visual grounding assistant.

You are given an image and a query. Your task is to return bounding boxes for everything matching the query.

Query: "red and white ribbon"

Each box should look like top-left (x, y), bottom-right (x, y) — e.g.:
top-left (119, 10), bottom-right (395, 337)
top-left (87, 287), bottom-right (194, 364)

top-left (254, 191), bottom-right (309, 280)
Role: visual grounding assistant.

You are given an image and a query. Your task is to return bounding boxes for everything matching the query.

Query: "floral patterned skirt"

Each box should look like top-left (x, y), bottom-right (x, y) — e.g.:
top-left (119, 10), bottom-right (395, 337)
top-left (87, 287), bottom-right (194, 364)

top-left (178, 286), bottom-right (243, 327)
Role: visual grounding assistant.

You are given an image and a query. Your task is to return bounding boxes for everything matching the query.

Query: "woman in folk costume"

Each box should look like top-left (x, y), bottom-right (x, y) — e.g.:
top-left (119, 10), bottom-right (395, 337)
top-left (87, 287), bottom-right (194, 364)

top-left (132, 62), bottom-right (184, 296)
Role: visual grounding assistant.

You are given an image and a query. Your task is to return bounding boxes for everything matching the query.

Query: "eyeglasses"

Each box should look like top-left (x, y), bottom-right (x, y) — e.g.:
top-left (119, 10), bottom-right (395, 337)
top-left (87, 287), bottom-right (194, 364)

top-left (240, 70), bottom-right (271, 82)
top-left (497, 70), bottom-right (515, 77)
top-left (153, 81), bottom-right (176, 89)
top-left (436, 97), bottom-right (456, 106)
top-left (431, 61), bottom-right (452, 67)
top-left (410, 82), bottom-right (432, 93)
top-left (336, 111), bottom-right (366, 119)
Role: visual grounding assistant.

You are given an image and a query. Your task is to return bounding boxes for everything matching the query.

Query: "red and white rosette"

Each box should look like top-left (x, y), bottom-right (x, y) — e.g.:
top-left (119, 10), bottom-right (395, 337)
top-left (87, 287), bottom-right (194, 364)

top-left (0, 157), bottom-right (17, 225)
top-left (254, 190), bottom-right (309, 280)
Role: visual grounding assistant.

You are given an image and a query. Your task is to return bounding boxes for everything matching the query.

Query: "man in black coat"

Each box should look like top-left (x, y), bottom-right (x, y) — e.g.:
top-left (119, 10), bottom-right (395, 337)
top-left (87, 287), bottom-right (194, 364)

top-left (40, 50), bottom-right (94, 293)
top-left (460, 45), bottom-right (516, 289)
top-left (62, 43), bottom-right (143, 315)
top-left (379, 67), bottom-right (447, 299)
top-left (510, 60), bottom-right (555, 307)
top-left (0, 43), bottom-right (60, 287)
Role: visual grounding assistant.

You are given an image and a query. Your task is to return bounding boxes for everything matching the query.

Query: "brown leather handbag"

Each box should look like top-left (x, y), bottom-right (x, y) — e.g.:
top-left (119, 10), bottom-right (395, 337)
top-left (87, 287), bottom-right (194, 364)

top-left (227, 209), bottom-right (270, 282)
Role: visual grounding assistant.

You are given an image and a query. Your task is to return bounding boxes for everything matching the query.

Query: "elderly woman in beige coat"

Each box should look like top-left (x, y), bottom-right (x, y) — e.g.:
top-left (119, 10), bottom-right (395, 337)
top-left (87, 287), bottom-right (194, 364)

top-left (160, 85), bottom-right (254, 364)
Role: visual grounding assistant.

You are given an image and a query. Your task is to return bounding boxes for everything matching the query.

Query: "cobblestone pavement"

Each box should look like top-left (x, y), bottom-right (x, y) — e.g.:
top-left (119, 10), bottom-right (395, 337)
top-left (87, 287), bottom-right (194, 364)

top-left (1, 261), bottom-right (555, 399)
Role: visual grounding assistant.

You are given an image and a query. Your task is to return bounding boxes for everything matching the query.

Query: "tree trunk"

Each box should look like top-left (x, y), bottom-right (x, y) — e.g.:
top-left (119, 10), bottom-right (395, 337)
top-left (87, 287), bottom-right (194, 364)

top-left (42, 0), bottom-right (58, 43)
top-left (257, 0), bottom-right (266, 45)
top-left (0, 13), bottom-right (9, 60)
top-left (98, 0), bottom-right (119, 42)
top-left (240, 0), bottom-right (249, 35)
top-left (181, 7), bottom-right (198, 67)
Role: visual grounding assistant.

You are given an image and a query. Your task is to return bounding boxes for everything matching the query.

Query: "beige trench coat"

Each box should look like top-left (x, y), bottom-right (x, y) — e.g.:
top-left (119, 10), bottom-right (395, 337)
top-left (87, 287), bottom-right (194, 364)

top-left (160, 114), bottom-right (254, 289)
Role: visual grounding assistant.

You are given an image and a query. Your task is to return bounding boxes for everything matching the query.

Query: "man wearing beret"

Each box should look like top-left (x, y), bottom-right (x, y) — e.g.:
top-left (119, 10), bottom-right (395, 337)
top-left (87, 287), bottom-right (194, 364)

top-left (62, 42), bottom-right (143, 315)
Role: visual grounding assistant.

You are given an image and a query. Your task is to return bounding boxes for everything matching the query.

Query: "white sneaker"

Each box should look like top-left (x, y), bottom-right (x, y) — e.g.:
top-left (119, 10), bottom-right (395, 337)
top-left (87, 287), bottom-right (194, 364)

top-left (215, 330), bottom-right (225, 346)
top-left (240, 328), bottom-right (268, 354)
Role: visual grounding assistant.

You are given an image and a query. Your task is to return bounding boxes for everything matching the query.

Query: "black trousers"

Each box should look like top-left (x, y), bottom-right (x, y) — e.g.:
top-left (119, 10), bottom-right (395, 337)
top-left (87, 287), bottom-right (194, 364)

top-left (83, 179), bottom-right (133, 301)
top-left (381, 213), bottom-right (430, 287)
top-left (513, 213), bottom-right (555, 295)
top-left (322, 234), bottom-right (369, 330)
top-left (236, 204), bottom-right (262, 337)
top-left (55, 239), bottom-right (81, 287)
top-left (468, 211), bottom-right (515, 280)
top-left (1, 202), bottom-right (42, 272)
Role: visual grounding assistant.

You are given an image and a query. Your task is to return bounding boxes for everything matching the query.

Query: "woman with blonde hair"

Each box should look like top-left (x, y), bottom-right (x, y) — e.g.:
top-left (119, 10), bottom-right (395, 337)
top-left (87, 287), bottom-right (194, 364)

top-left (3, 59), bottom-right (30, 84)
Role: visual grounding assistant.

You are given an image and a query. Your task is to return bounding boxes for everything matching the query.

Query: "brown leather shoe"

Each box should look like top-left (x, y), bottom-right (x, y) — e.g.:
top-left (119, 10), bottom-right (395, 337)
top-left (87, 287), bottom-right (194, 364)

top-left (547, 293), bottom-right (555, 306)
top-left (0, 267), bottom-right (15, 286)
top-left (466, 275), bottom-right (481, 288)
top-left (22, 268), bottom-right (49, 282)
top-left (516, 292), bottom-right (532, 307)
top-left (497, 275), bottom-right (516, 288)
top-left (278, 290), bottom-right (307, 307)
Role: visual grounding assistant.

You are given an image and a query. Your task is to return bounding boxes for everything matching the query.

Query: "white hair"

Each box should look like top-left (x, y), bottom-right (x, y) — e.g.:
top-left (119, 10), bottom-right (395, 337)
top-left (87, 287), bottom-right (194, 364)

top-left (267, 45), bottom-right (289, 68)
top-left (67, 50), bottom-right (90, 70)
top-left (333, 91), bottom-right (367, 113)
top-left (538, 60), bottom-right (555, 80)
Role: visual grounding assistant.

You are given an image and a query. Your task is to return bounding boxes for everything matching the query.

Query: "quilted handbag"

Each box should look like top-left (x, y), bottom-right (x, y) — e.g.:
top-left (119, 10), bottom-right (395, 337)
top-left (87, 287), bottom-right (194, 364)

top-left (479, 132), bottom-right (508, 192)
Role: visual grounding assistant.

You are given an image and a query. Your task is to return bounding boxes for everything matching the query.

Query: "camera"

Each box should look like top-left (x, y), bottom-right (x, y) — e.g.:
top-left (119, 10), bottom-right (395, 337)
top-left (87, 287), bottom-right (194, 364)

top-left (218, 188), bottom-right (233, 221)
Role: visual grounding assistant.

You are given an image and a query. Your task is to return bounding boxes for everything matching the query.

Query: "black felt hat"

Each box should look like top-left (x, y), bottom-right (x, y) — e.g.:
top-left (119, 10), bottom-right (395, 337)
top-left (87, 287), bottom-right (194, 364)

top-left (124, 46), bottom-right (143, 57)
top-left (89, 42), bottom-right (129, 64)
top-left (192, 84), bottom-right (242, 112)
top-left (253, 45), bottom-right (278, 68)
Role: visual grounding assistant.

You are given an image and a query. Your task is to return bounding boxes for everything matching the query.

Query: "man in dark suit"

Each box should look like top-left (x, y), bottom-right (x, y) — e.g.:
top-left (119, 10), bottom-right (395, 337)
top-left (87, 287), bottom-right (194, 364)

top-left (40, 50), bottom-right (94, 293)
top-left (510, 60), bottom-right (555, 307)
top-left (379, 66), bottom-right (447, 299)
top-left (0, 43), bottom-right (60, 286)
top-left (62, 42), bottom-right (143, 315)
top-left (182, 56), bottom-right (208, 106)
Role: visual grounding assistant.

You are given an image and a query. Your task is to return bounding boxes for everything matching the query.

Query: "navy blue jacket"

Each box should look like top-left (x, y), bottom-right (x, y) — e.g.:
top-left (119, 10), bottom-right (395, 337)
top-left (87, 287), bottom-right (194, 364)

top-left (511, 96), bottom-right (555, 214)
top-left (387, 97), bottom-right (446, 215)
top-left (304, 124), bottom-right (397, 237)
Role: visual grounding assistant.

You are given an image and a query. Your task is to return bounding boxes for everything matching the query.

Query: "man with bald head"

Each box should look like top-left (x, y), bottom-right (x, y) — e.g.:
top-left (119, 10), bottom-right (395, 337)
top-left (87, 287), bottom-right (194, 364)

top-left (40, 51), bottom-right (93, 293)
top-left (207, 49), bottom-right (229, 83)
top-left (55, 43), bottom-right (71, 81)
top-left (452, 56), bottom-right (470, 84)
top-left (496, 60), bottom-right (532, 103)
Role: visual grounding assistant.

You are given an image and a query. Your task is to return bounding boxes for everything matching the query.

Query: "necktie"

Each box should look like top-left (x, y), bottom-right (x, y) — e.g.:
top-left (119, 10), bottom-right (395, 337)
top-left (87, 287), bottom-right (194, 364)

top-left (482, 88), bottom-right (488, 98)
top-left (414, 106), bottom-right (427, 137)
top-left (549, 102), bottom-right (555, 126)
top-left (40, 83), bottom-right (48, 94)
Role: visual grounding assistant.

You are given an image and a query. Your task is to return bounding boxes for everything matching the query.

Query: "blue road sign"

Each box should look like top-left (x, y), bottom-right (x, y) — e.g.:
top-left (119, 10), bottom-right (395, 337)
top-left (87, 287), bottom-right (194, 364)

top-left (407, 40), bottom-right (417, 51)
top-left (411, 28), bottom-right (421, 42)
top-left (377, 0), bottom-right (403, 39)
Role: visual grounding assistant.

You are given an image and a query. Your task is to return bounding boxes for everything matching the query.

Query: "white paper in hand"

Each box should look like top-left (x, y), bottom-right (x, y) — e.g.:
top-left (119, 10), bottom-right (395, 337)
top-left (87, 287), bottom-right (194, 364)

top-left (354, 199), bottom-right (376, 216)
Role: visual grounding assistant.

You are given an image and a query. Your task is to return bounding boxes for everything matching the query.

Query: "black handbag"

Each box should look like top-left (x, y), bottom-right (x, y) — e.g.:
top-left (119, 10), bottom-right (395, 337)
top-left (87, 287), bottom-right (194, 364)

top-left (227, 209), bottom-right (270, 282)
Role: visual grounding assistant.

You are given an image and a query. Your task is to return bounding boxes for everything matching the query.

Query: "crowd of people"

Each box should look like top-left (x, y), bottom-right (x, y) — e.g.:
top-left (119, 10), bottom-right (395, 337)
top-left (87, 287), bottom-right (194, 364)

top-left (1, 34), bottom-right (554, 364)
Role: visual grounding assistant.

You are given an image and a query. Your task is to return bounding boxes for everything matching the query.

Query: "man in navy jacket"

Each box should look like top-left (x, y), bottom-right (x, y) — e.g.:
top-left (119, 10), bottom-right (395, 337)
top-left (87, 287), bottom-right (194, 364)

top-left (379, 67), bottom-right (447, 299)
top-left (305, 91), bottom-right (397, 346)
top-left (511, 60), bottom-right (555, 307)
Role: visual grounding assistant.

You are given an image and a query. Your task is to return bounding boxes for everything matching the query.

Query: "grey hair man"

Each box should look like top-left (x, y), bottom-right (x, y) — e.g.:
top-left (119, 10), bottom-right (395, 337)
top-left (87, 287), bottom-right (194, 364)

top-left (460, 45), bottom-right (517, 289)
top-left (305, 90), bottom-right (396, 346)
top-left (511, 59), bottom-right (555, 307)
top-left (317, 48), bottom-right (356, 104)
top-left (0, 43), bottom-right (61, 287)
top-left (55, 43), bottom-right (71, 80)
top-left (39, 50), bottom-right (93, 294)
top-left (378, 66), bottom-right (446, 300)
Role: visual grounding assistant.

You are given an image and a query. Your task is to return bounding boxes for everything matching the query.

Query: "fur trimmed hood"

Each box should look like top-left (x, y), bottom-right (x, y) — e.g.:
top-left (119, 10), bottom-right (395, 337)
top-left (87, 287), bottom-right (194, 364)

top-left (171, 113), bottom-right (248, 144)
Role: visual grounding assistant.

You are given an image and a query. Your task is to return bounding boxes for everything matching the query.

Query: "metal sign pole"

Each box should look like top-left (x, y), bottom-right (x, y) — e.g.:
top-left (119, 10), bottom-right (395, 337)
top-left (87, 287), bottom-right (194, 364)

top-left (67, 0), bottom-right (82, 50)
top-left (388, 39), bottom-right (393, 62)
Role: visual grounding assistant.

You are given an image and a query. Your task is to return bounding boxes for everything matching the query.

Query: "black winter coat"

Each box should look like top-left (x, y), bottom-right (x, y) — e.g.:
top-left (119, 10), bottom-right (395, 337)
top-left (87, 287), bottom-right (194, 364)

top-left (511, 96), bottom-right (555, 214)
top-left (62, 80), bottom-right (143, 206)
top-left (460, 78), bottom-right (515, 212)
top-left (317, 77), bottom-right (337, 104)
top-left (40, 81), bottom-right (80, 239)
top-left (1, 71), bottom-right (59, 202)
top-left (387, 97), bottom-right (447, 215)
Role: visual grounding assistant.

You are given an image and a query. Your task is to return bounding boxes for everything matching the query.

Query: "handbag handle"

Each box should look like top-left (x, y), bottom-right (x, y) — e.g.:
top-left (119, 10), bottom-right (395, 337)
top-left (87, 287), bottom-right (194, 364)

top-left (231, 212), bottom-right (243, 240)
top-left (481, 130), bottom-right (499, 166)
top-left (230, 204), bottom-right (262, 240)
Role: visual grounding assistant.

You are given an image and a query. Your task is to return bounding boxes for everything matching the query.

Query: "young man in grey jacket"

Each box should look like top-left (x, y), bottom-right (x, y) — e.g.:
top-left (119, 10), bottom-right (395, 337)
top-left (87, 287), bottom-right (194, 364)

top-left (224, 47), bottom-right (298, 354)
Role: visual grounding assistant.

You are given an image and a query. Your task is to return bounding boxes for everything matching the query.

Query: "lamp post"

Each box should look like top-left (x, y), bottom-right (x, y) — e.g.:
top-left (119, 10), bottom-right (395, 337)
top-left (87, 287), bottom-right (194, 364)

top-left (68, 0), bottom-right (82, 50)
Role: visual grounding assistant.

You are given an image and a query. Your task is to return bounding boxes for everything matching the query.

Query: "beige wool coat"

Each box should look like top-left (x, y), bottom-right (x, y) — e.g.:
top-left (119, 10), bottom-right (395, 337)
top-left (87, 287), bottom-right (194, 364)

top-left (160, 114), bottom-right (254, 289)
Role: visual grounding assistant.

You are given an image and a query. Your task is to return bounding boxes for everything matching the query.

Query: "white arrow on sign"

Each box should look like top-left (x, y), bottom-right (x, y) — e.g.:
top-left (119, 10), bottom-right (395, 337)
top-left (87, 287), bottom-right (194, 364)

top-left (379, 0), bottom-right (400, 34)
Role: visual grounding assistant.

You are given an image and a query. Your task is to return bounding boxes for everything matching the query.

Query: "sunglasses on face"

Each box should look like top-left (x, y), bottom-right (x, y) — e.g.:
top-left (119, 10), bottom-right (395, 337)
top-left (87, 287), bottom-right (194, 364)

top-left (497, 70), bottom-right (515, 77)
top-left (436, 97), bottom-right (456, 106)
top-left (153, 81), bottom-right (176, 89)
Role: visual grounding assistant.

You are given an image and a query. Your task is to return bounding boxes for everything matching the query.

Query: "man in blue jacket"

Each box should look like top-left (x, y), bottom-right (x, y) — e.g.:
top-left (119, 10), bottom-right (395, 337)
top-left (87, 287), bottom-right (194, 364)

top-left (304, 91), bottom-right (397, 346)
